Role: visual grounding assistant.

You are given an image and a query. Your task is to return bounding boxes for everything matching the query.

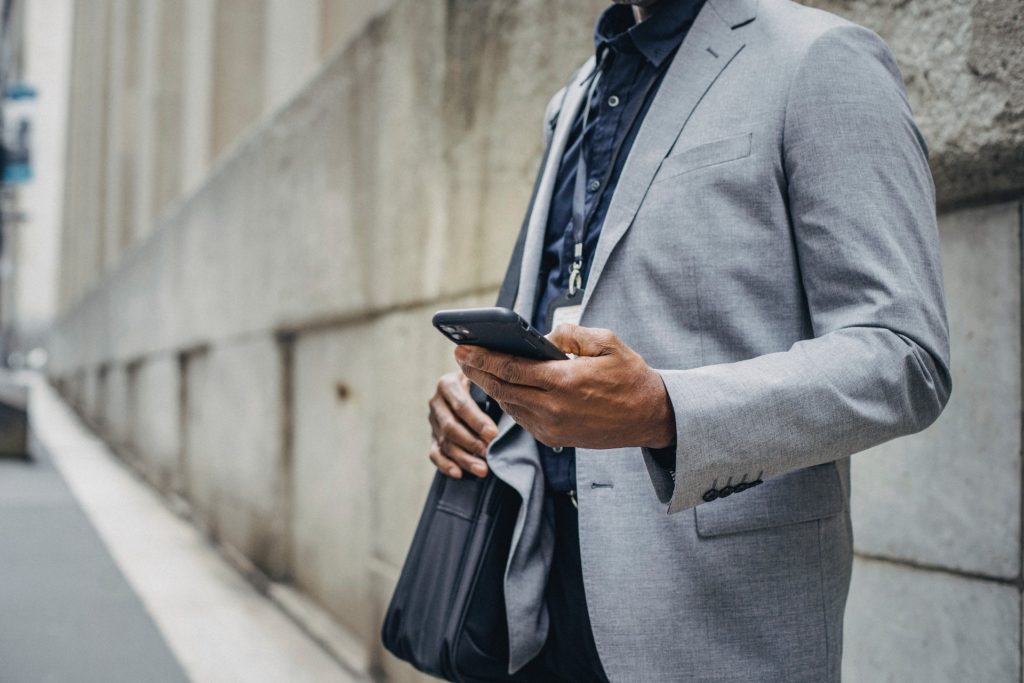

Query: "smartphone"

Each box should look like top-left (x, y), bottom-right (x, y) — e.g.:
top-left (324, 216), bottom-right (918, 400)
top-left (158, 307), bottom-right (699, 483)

top-left (432, 307), bottom-right (569, 361)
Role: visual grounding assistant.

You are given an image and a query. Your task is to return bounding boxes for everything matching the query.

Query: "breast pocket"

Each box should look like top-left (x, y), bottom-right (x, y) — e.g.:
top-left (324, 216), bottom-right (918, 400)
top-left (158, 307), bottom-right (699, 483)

top-left (694, 462), bottom-right (845, 538)
top-left (653, 132), bottom-right (752, 184)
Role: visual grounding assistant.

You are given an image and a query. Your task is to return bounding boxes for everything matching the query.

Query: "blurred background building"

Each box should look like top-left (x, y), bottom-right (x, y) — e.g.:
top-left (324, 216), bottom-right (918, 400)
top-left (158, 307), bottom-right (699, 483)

top-left (1, 0), bottom-right (1021, 680)
top-left (0, 0), bottom-right (67, 368)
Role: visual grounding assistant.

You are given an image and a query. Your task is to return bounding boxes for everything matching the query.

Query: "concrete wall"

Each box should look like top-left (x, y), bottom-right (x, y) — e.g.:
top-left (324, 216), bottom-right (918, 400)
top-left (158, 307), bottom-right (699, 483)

top-left (49, 0), bottom-right (1023, 680)
top-left (58, 0), bottom-right (395, 314)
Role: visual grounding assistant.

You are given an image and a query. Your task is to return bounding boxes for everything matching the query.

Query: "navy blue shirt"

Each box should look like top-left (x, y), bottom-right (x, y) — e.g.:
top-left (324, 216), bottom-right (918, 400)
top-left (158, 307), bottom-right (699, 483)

top-left (532, 0), bottom-right (705, 493)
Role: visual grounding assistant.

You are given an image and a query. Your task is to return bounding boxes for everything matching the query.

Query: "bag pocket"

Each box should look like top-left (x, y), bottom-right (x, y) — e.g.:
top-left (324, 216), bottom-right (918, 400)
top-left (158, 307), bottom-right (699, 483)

top-left (653, 131), bottom-right (752, 184)
top-left (694, 462), bottom-right (844, 538)
top-left (453, 486), bottom-right (519, 682)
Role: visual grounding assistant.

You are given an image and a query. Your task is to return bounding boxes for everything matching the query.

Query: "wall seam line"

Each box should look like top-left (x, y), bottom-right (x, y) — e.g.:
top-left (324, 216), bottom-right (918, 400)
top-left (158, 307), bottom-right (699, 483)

top-left (853, 551), bottom-right (1022, 589)
top-left (58, 283), bottom-right (501, 372)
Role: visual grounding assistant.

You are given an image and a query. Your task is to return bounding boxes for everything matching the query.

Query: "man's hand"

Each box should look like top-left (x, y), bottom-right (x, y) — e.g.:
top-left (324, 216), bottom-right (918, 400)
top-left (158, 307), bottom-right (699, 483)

top-left (428, 371), bottom-right (498, 479)
top-left (454, 324), bottom-right (676, 450)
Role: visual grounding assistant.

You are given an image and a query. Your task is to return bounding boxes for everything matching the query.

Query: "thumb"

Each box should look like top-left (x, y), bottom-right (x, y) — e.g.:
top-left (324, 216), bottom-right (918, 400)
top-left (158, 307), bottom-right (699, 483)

top-left (547, 324), bottom-right (618, 357)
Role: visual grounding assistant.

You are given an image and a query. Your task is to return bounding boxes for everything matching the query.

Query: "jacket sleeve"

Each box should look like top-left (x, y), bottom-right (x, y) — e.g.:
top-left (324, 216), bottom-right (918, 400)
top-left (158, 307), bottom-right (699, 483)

top-left (642, 24), bottom-right (952, 514)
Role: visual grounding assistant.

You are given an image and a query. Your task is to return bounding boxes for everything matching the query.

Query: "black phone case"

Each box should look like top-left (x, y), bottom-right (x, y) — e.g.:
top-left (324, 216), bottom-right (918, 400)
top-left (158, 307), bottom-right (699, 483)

top-left (432, 307), bottom-right (568, 361)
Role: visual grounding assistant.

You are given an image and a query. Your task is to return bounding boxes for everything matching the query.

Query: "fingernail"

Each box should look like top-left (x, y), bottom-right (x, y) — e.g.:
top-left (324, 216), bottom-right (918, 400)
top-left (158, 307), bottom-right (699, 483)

top-left (471, 463), bottom-right (488, 477)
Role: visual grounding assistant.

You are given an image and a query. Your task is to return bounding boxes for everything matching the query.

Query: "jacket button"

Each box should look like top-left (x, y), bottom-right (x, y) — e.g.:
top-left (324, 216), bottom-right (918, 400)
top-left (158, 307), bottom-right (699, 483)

top-left (702, 489), bottom-right (718, 502)
top-left (718, 486), bottom-right (734, 498)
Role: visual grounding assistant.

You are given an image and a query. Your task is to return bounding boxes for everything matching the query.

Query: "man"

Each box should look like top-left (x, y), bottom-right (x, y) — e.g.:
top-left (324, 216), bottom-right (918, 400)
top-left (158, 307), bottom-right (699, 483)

top-left (427, 0), bottom-right (951, 680)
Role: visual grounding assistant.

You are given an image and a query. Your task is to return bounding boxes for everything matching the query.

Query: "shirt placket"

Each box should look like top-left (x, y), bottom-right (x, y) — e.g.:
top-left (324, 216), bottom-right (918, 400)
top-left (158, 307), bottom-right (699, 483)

top-left (559, 52), bottom-right (638, 271)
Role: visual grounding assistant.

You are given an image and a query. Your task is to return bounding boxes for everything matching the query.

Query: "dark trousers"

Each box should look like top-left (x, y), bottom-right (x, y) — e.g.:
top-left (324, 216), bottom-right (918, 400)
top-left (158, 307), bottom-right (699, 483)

top-left (519, 491), bottom-right (610, 682)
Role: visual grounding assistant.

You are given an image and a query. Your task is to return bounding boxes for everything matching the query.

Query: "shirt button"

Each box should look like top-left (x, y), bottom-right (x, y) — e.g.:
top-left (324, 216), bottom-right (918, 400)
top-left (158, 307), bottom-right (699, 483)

top-left (588, 179), bottom-right (601, 192)
top-left (608, 95), bottom-right (620, 107)
top-left (553, 446), bottom-right (563, 453)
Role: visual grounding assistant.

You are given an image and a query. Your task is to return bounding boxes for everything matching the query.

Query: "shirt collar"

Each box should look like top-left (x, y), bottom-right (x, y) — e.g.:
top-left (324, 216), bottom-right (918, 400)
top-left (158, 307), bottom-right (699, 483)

top-left (593, 0), bottom-right (706, 67)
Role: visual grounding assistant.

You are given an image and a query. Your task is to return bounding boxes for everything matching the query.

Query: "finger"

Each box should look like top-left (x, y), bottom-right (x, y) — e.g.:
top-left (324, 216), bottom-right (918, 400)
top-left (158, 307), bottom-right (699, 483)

top-left (440, 375), bottom-right (498, 442)
top-left (427, 406), bottom-right (445, 444)
top-left (459, 365), bottom-right (505, 402)
top-left (429, 441), bottom-right (462, 479)
top-left (500, 402), bottom-right (548, 440)
top-left (547, 324), bottom-right (618, 357)
top-left (461, 365), bottom-right (545, 408)
top-left (439, 439), bottom-right (489, 478)
top-left (454, 345), bottom-right (554, 389)
top-left (429, 394), bottom-right (489, 456)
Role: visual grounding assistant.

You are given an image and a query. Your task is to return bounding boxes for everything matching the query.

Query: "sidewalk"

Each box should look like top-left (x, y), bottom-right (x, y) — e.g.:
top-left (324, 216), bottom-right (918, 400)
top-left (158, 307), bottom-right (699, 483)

top-left (1, 375), bottom-right (360, 683)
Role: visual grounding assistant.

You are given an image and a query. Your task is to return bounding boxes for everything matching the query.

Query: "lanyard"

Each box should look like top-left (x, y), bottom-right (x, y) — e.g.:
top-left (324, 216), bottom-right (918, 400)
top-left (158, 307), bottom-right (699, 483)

top-left (567, 51), bottom-right (664, 296)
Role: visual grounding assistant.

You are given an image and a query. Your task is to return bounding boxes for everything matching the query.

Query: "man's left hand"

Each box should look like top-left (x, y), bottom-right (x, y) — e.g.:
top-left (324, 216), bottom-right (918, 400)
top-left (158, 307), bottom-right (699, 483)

top-left (454, 324), bottom-right (676, 450)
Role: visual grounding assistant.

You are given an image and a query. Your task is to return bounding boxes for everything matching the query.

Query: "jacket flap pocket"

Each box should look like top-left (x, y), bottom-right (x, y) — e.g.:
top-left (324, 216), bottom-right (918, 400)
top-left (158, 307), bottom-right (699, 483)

top-left (654, 132), bottom-right (752, 183)
top-left (695, 462), bottom-right (844, 538)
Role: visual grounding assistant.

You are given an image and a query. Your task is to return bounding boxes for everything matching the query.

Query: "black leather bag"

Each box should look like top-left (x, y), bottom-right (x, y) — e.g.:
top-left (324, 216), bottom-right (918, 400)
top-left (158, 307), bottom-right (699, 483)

top-left (380, 462), bottom-right (521, 681)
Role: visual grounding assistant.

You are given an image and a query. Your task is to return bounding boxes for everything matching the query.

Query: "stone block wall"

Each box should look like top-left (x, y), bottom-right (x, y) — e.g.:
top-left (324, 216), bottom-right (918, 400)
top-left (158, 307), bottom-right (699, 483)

top-left (48, 0), bottom-right (1022, 680)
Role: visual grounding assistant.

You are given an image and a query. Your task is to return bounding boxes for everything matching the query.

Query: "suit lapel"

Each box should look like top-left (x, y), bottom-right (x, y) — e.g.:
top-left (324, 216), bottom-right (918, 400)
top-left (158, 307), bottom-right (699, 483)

top-left (512, 56), bottom-right (596, 320)
top-left (579, 0), bottom-right (756, 314)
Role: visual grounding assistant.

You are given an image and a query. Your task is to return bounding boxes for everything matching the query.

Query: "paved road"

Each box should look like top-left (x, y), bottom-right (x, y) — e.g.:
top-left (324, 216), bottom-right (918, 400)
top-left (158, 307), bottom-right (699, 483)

top-left (0, 436), bottom-right (189, 683)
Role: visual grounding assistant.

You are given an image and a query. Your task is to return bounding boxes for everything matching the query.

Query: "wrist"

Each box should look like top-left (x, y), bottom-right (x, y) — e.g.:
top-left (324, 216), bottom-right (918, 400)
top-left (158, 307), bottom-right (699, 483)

top-left (640, 367), bottom-right (676, 449)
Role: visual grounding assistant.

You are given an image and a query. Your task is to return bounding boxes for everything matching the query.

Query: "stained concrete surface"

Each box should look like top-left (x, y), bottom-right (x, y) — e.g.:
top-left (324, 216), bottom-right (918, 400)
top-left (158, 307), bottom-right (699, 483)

top-left (0, 436), bottom-right (189, 683)
top-left (843, 557), bottom-right (1020, 682)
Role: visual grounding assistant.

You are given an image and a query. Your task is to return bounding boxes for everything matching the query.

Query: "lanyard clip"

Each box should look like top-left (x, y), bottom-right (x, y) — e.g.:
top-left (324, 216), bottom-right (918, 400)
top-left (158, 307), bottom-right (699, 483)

top-left (568, 263), bottom-right (583, 296)
top-left (567, 243), bottom-right (584, 296)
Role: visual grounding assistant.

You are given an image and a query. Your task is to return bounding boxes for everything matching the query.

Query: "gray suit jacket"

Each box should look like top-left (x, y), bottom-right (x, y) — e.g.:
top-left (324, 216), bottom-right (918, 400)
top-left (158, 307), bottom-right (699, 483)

top-left (485, 0), bottom-right (952, 680)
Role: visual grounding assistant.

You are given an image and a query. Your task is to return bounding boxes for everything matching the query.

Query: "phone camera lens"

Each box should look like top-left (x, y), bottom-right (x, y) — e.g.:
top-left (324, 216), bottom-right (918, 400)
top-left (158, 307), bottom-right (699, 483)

top-left (451, 333), bottom-right (464, 340)
top-left (440, 325), bottom-right (456, 333)
top-left (459, 328), bottom-right (471, 335)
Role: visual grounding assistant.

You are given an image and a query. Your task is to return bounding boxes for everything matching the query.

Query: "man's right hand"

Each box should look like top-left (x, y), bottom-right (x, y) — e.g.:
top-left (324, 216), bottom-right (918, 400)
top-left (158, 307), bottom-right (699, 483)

top-left (428, 372), bottom-right (498, 479)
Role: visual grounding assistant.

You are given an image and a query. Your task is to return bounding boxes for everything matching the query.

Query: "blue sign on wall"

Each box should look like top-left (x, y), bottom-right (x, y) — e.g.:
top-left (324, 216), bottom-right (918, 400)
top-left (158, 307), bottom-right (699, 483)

top-left (3, 81), bottom-right (37, 185)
